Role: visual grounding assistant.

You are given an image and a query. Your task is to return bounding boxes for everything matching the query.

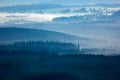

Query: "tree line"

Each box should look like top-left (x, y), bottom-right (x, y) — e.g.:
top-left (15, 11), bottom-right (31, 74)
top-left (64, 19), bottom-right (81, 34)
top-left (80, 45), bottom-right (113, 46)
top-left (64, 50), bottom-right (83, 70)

top-left (0, 41), bottom-right (80, 56)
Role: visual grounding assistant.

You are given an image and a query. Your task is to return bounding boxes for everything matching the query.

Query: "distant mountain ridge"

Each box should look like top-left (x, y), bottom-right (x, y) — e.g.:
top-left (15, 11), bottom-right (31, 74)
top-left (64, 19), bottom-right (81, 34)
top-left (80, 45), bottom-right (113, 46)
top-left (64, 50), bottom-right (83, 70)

top-left (0, 4), bottom-right (64, 12)
top-left (0, 3), bottom-right (120, 12)
top-left (0, 27), bottom-right (88, 43)
top-left (52, 10), bottom-right (120, 23)
top-left (81, 3), bottom-right (120, 7)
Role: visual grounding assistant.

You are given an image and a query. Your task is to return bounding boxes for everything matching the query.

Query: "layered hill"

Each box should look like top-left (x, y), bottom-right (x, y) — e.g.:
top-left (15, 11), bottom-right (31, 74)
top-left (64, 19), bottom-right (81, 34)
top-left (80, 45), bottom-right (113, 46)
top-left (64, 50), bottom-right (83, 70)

top-left (0, 27), bottom-right (88, 43)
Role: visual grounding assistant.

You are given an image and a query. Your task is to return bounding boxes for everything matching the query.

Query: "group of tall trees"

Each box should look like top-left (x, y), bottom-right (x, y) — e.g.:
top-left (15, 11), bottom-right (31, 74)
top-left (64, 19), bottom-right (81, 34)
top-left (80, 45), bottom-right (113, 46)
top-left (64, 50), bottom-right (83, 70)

top-left (0, 41), bottom-right (80, 56)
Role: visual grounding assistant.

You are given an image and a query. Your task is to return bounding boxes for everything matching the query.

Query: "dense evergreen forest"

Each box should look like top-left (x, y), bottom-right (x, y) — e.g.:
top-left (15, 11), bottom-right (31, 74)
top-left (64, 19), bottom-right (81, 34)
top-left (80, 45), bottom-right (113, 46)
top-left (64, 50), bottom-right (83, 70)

top-left (0, 41), bottom-right (120, 80)
top-left (0, 41), bottom-right (80, 56)
top-left (0, 1), bottom-right (120, 80)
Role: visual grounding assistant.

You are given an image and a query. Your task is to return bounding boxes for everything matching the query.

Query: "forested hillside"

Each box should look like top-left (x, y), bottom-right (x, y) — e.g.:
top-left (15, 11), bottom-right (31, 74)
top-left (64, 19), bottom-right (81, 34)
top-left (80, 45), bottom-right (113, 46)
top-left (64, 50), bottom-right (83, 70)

top-left (0, 28), bottom-right (88, 43)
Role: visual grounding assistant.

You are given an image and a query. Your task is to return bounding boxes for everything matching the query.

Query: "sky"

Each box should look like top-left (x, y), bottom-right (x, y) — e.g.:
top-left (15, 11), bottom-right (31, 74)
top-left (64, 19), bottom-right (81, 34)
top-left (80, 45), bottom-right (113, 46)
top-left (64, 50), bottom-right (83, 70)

top-left (0, 0), bottom-right (120, 6)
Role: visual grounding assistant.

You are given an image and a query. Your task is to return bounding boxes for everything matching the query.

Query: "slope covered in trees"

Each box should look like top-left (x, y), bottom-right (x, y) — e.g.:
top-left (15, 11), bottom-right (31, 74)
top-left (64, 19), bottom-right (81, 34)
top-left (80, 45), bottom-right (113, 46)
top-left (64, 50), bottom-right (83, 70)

top-left (0, 52), bottom-right (120, 80)
top-left (0, 41), bottom-right (80, 56)
top-left (0, 28), bottom-right (88, 43)
top-left (0, 41), bottom-right (120, 80)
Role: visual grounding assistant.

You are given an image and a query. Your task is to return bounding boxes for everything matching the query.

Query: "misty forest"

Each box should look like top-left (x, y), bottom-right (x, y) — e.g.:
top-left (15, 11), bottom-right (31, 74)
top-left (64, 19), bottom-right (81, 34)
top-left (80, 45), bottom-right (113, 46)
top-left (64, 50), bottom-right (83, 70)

top-left (0, 0), bottom-right (120, 80)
